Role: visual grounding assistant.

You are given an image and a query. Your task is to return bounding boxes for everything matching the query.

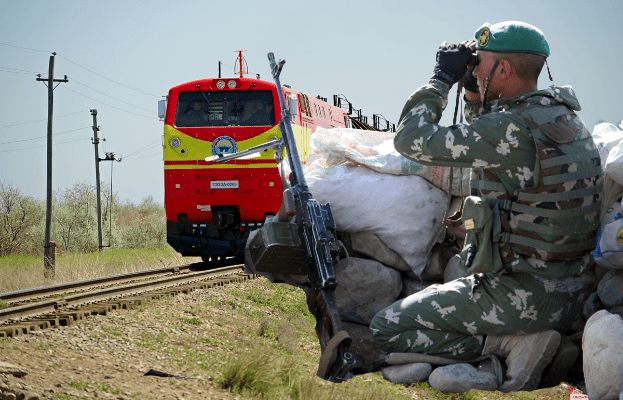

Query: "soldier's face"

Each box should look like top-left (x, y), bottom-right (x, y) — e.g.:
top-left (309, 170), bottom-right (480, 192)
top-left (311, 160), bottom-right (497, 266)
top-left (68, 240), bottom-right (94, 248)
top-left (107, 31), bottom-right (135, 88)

top-left (473, 51), bottom-right (499, 100)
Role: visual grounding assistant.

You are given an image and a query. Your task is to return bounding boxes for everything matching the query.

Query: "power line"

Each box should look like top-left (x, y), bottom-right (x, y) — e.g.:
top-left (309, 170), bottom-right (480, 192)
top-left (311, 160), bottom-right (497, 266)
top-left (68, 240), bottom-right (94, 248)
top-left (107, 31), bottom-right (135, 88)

top-left (0, 42), bottom-right (159, 98)
top-left (0, 42), bottom-right (51, 53)
top-left (72, 78), bottom-right (154, 113)
top-left (60, 85), bottom-right (157, 120)
top-left (124, 139), bottom-right (161, 159)
top-left (58, 55), bottom-right (160, 98)
top-left (123, 152), bottom-right (162, 161)
top-left (0, 126), bottom-right (91, 145)
top-left (0, 111), bottom-right (90, 129)
top-left (0, 137), bottom-right (89, 153)
top-left (0, 67), bottom-right (46, 75)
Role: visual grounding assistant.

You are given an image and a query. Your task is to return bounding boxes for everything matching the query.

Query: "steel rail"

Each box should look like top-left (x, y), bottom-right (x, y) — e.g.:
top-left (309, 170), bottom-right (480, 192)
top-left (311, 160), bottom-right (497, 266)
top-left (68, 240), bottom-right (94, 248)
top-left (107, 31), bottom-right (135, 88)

top-left (0, 264), bottom-right (244, 326)
top-left (0, 264), bottom-right (197, 304)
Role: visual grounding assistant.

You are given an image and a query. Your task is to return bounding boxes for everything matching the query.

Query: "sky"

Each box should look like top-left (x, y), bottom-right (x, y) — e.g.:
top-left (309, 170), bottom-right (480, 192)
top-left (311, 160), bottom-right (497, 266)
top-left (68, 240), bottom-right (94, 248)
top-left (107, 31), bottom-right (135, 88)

top-left (1, 0), bottom-right (622, 205)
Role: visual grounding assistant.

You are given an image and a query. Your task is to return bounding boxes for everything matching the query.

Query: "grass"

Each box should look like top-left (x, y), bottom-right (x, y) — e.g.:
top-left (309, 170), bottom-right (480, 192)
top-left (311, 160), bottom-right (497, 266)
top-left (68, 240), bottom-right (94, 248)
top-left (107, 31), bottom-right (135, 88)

top-left (129, 277), bottom-right (569, 400)
top-left (0, 248), bottom-right (572, 400)
top-left (0, 246), bottom-right (201, 292)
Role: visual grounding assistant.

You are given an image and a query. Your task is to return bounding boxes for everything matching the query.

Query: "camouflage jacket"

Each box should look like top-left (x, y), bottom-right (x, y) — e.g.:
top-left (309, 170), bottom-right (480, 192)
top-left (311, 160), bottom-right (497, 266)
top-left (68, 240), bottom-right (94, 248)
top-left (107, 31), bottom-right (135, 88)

top-left (394, 79), bottom-right (601, 279)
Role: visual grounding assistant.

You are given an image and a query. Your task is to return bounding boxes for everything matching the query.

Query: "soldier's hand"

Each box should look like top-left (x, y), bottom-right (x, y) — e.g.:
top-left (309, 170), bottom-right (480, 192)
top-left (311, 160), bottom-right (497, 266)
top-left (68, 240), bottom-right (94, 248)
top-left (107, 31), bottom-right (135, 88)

top-left (432, 41), bottom-right (473, 88)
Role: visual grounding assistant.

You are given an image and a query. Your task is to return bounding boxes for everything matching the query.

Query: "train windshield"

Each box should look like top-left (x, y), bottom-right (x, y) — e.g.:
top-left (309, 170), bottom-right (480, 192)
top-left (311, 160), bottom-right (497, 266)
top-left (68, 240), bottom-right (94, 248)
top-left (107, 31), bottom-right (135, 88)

top-left (175, 90), bottom-right (275, 127)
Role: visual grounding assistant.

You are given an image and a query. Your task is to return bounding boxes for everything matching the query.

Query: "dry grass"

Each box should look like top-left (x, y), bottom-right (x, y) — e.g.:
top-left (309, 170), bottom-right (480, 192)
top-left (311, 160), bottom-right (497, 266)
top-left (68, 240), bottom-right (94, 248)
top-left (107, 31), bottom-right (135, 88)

top-left (0, 247), bottom-right (201, 293)
top-left (0, 250), bottom-right (575, 400)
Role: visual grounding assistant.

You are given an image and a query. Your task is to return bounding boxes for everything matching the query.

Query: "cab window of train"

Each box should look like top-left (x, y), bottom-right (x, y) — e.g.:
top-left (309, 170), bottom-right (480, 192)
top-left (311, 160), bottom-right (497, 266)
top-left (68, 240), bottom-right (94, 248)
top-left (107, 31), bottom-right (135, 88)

top-left (174, 90), bottom-right (276, 127)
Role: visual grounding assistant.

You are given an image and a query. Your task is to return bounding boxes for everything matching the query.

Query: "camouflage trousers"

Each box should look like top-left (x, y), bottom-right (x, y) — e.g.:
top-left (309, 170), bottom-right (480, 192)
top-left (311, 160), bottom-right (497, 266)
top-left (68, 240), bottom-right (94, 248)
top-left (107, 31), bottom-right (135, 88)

top-left (369, 272), bottom-right (583, 361)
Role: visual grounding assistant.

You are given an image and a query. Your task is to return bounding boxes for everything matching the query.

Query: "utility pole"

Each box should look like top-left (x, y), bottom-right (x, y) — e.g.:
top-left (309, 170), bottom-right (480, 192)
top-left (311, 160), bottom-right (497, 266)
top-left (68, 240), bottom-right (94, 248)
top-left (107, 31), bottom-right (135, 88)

top-left (91, 109), bottom-right (103, 251)
top-left (91, 109), bottom-right (119, 251)
top-left (36, 52), bottom-right (68, 284)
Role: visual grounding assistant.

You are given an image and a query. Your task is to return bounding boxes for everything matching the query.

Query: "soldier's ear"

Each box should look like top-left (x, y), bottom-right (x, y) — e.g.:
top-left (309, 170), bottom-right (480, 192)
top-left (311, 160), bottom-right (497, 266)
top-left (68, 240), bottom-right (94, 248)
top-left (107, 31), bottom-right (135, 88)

top-left (498, 59), bottom-right (514, 79)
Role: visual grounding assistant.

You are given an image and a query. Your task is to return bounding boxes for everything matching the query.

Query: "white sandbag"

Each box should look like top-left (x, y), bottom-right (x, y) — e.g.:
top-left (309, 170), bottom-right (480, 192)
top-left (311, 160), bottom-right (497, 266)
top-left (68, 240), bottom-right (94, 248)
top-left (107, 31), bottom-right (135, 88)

top-left (306, 163), bottom-right (447, 276)
top-left (593, 200), bottom-right (623, 270)
top-left (606, 141), bottom-right (623, 187)
top-left (592, 122), bottom-right (623, 215)
top-left (592, 122), bottom-right (623, 163)
top-left (310, 127), bottom-right (470, 196)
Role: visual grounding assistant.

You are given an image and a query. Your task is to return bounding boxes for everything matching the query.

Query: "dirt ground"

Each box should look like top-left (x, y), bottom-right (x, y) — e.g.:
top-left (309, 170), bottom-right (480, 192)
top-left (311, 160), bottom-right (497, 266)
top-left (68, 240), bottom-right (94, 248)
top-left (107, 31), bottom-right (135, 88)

top-left (0, 282), bottom-right (274, 400)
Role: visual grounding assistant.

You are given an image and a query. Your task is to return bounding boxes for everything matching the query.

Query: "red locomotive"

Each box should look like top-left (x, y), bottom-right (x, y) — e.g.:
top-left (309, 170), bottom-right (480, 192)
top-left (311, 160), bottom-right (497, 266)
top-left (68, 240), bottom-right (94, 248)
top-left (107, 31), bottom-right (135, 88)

top-left (160, 61), bottom-right (350, 263)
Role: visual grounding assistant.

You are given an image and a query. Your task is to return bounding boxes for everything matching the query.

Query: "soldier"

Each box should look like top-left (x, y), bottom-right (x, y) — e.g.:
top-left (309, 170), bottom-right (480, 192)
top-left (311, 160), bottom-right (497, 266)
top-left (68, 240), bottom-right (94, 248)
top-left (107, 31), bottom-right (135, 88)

top-left (370, 21), bottom-right (602, 392)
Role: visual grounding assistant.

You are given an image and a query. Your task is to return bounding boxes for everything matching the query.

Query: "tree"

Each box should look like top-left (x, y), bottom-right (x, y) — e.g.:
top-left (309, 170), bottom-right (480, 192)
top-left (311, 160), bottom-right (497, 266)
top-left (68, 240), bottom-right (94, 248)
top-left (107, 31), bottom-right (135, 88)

top-left (53, 182), bottom-right (98, 252)
top-left (0, 181), bottom-right (44, 256)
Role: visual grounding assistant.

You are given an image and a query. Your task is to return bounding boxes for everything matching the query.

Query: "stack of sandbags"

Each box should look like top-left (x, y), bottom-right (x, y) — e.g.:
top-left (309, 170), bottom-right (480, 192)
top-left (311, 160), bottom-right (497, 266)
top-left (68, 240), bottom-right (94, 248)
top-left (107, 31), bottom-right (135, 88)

top-left (577, 121), bottom-right (623, 399)
top-left (298, 129), bottom-right (467, 373)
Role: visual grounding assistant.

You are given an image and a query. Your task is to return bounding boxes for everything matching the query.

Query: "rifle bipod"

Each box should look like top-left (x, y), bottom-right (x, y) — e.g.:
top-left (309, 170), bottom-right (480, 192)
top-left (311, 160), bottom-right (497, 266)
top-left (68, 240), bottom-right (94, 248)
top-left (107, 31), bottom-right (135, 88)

top-left (308, 288), bottom-right (356, 382)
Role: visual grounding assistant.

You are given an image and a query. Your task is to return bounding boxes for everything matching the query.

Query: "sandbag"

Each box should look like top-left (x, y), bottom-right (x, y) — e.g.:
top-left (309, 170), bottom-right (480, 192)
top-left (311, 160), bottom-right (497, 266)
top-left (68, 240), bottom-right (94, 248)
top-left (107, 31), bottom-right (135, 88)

top-left (592, 122), bottom-right (623, 215)
top-left (310, 127), bottom-right (471, 196)
top-left (306, 163), bottom-right (447, 276)
top-left (593, 199), bottom-right (623, 270)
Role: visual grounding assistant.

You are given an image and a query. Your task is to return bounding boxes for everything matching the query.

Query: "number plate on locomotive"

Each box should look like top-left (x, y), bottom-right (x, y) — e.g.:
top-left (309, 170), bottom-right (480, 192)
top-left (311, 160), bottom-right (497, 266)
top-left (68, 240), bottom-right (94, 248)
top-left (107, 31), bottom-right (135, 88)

top-left (210, 180), bottom-right (239, 189)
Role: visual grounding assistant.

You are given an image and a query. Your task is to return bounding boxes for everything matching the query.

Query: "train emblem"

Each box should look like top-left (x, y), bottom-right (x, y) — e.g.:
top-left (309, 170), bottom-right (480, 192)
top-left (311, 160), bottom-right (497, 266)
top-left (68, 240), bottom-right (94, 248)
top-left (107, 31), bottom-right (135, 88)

top-left (211, 136), bottom-right (238, 157)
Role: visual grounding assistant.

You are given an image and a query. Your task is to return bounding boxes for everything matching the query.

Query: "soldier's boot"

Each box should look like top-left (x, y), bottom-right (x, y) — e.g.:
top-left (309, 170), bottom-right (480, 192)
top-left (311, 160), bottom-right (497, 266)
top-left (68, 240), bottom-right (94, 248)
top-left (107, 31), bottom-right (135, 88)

top-left (482, 330), bottom-right (561, 392)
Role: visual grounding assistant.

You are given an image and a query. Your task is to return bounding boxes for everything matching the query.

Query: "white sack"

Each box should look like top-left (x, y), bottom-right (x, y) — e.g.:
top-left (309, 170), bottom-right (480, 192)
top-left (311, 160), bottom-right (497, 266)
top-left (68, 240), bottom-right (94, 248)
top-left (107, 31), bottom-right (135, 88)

top-left (310, 127), bottom-right (470, 196)
top-left (593, 199), bottom-right (623, 270)
top-left (606, 142), bottom-right (623, 188)
top-left (306, 162), bottom-right (447, 276)
top-left (592, 122), bottom-right (623, 216)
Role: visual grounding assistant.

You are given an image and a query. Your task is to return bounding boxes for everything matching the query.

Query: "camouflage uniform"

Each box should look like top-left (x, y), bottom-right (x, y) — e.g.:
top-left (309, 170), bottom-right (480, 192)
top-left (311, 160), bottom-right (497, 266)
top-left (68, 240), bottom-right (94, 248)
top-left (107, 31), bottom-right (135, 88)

top-left (370, 79), bottom-right (602, 360)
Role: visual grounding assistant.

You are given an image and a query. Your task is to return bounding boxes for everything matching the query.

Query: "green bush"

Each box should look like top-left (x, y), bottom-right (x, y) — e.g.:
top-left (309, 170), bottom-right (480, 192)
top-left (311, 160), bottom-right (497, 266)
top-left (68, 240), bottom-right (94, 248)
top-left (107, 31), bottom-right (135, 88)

top-left (0, 180), bottom-right (168, 256)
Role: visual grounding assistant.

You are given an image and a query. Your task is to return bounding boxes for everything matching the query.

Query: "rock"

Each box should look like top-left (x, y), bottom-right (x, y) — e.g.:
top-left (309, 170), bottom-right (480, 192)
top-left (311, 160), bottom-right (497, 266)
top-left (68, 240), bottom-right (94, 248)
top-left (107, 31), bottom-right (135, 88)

top-left (443, 255), bottom-right (468, 283)
top-left (569, 314), bottom-right (586, 333)
top-left (350, 231), bottom-right (411, 273)
top-left (336, 232), bottom-right (366, 259)
top-left (610, 305), bottom-right (623, 319)
top-left (581, 268), bottom-right (599, 292)
top-left (334, 257), bottom-right (401, 325)
top-left (400, 277), bottom-right (436, 298)
top-left (382, 363), bottom-right (432, 384)
top-left (419, 241), bottom-right (459, 281)
top-left (583, 292), bottom-right (604, 320)
top-left (428, 363), bottom-right (498, 393)
top-left (595, 265), bottom-right (609, 281)
top-left (0, 362), bottom-right (27, 378)
top-left (541, 335), bottom-right (580, 388)
top-left (21, 391), bottom-right (40, 400)
top-left (2, 392), bottom-right (17, 400)
top-left (597, 270), bottom-right (623, 308)
top-left (583, 310), bottom-right (623, 400)
top-left (341, 321), bottom-right (384, 374)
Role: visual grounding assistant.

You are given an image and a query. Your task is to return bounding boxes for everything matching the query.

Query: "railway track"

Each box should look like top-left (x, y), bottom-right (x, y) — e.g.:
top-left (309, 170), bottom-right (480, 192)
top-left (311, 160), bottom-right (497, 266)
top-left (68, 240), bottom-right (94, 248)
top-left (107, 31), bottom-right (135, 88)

top-left (0, 262), bottom-right (257, 338)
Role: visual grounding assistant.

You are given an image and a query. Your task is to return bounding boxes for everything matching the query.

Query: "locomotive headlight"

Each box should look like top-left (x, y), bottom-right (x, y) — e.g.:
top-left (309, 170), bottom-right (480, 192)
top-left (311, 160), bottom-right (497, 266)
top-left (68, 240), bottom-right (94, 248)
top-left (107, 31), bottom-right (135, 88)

top-left (262, 136), bottom-right (279, 153)
top-left (216, 80), bottom-right (226, 89)
top-left (170, 137), bottom-right (181, 148)
top-left (227, 80), bottom-right (237, 89)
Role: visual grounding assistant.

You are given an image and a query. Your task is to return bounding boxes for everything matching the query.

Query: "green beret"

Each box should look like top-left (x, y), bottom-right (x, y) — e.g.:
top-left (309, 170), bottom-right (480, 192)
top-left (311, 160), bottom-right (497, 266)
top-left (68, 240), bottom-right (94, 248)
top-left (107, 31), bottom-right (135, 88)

top-left (475, 21), bottom-right (550, 58)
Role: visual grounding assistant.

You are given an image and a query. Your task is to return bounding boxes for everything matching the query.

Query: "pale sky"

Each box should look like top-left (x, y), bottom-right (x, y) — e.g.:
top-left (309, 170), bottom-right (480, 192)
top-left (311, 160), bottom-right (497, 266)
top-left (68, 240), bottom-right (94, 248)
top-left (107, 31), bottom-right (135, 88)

top-left (1, 0), bottom-right (621, 204)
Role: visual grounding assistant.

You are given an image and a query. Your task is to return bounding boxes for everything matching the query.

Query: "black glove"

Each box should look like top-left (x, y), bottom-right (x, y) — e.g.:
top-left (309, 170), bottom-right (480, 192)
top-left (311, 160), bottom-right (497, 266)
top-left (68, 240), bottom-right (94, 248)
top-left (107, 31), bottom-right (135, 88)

top-left (463, 69), bottom-right (479, 94)
top-left (432, 43), bottom-right (473, 87)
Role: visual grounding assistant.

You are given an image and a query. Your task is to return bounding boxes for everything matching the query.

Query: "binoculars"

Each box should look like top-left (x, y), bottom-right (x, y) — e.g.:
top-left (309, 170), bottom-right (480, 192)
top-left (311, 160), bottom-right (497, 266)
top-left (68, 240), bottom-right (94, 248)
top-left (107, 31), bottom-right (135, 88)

top-left (467, 53), bottom-right (479, 67)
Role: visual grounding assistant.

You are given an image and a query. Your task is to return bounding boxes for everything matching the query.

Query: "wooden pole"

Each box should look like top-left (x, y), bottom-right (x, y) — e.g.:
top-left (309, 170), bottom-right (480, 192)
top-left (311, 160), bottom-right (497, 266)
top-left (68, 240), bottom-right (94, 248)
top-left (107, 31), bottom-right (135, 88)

top-left (43, 54), bottom-right (55, 283)
top-left (91, 109), bottom-right (103, 251)
top-left (36, 53), bottom-right (68, 284)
